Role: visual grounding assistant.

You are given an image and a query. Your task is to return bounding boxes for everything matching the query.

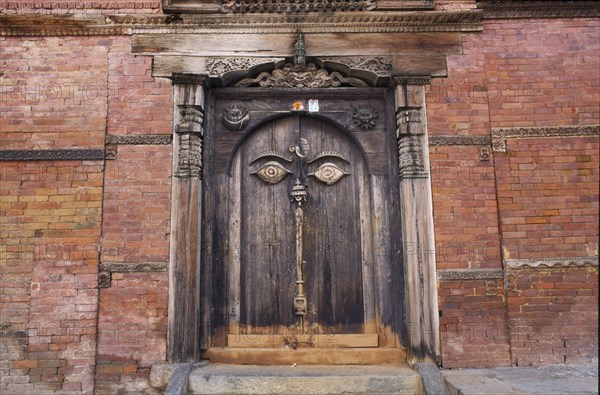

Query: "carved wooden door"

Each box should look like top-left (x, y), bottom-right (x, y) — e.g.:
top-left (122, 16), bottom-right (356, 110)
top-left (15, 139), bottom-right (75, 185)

top-left (203, 89), bottom-right (405, 362)
top-left (229, 115), bottom-right (371, 346)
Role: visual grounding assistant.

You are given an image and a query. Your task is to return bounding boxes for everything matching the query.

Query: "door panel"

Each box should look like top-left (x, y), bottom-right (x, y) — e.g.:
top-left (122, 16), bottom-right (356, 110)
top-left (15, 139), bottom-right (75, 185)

top-left (202, 88), bottom-right (406, 356)
top-left (232, 115), bottom-right (369, 337)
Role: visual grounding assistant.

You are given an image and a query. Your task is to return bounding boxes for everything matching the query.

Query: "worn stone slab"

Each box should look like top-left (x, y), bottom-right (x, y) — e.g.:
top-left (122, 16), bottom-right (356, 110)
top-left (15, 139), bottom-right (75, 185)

top-left (443, 365), bottom-right (599, 395)
top-left (189, 364), bottom-right (423, 394)
top-left (415, 362), bottom-right (448, 395)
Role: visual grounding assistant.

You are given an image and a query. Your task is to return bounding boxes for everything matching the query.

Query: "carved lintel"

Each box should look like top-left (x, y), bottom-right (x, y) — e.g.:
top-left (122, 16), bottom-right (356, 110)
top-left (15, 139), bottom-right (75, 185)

top-left (505, 256), bottom-right (599, 269)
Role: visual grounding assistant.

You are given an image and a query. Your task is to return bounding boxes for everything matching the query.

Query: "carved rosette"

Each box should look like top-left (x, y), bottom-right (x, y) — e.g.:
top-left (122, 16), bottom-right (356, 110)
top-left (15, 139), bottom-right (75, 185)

top-left (222, 105), bottom-right (250, 131)
top-left (396, 107), bottom-right (428, 179)
top-left (352, 107), bottom-right (379, 130)
top-left (176, 105), bottom-right (204, 179)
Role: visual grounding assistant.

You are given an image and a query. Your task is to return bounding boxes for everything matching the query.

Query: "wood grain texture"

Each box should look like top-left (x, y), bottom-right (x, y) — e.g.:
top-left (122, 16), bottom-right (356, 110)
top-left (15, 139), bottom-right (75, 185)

top-left (133, 32), bottom-right (462, 57)
top-left (202, 88), bottom-right (406, 363)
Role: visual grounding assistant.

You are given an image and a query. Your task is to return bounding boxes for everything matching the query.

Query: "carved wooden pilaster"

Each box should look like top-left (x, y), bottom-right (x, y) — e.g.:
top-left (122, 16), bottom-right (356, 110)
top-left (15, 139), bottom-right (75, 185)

top-left (168, 77), bottom-right (207, 363)
top-left (393, 77), bottom-right (440, 365)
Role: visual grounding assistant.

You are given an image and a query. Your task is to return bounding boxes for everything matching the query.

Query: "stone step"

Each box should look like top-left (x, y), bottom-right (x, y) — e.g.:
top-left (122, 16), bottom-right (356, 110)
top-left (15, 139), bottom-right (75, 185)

top-left (187, 364), bottom-right (423, 394)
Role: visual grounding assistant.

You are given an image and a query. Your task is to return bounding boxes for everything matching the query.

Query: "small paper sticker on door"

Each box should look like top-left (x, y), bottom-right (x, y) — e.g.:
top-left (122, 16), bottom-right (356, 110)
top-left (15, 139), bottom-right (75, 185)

top-left (308, 99), bottom-right (319, 112)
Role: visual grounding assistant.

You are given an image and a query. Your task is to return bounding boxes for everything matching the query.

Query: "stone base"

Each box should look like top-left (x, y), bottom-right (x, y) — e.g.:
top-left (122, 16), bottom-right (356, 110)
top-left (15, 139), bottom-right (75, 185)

top-left (188, 364), bottom-right (423, 394)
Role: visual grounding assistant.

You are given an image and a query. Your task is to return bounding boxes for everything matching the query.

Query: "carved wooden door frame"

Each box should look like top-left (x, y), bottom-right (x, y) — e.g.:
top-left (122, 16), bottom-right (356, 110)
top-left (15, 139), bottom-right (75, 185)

top-left (166, 61), bottom-right (440, 366)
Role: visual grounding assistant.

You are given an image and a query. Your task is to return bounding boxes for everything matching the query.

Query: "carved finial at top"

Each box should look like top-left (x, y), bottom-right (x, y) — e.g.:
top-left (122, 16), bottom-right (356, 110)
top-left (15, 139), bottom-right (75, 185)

top-left (294, 30), bottom-right (306, 67)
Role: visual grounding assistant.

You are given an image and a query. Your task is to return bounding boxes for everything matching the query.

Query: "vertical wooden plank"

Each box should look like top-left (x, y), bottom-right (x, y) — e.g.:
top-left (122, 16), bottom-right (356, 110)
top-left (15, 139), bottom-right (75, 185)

top-left (227, 155), bottom-right (242, 336)
top-left (358, 157), bottom-right (377, 334)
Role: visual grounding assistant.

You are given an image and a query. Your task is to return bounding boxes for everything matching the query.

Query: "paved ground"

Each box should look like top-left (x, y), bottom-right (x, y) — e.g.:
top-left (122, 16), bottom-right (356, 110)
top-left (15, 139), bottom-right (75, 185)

top-left (442, 365), bottom-right (598, 395)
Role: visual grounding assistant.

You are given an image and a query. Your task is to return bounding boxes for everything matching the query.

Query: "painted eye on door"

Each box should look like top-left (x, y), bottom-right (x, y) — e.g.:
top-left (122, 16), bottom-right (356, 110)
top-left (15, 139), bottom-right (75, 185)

top-left (309, 162), bottom-right (348, 185)
top-left (252, 161), bottom-right (292, 184)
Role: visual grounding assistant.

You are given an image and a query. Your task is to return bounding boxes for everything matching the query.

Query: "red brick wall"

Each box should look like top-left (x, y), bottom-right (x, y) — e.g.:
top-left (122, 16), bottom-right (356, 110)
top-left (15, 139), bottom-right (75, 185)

top-left (438, 278), bottom-right (511, 368)
top-left (495, 136), bottom-right (599, 261)
top-left (430, 146), bottom-right (501, 270)
top-left (95, 272), bottom-right (168, 394)
top-left (507, 267), bottom-right (599, 366)
top-left (433, 17), bottom-right (599, 368)
top-left (1, 161), bottom-right (103, 394)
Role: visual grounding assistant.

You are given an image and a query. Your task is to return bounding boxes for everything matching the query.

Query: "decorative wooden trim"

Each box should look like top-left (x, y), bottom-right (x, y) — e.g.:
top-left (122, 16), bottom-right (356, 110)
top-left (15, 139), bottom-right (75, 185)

top-left (491, 125), bottom-right (600, 152)
top-left (163, 0), bottom-right (434, 13)
top-left (0, 2), bottom-right (160, 11)
top-left (171, 74), bottom-right (210, 86)
top-left (479, 1), bottom-right (600, 19)
top-left (505, 256), bottom-right (599, 269)
top-left (206, 57), bottom-right (285, 76)
top-left (437, 269), bottom-right (503, 280)
top-left (99, 262), bottom-right (169, 273)
top-left (227, 334), bottom-right (379, 348)
top-left (1, 10), bottom-right (482, 36)
top-left (105, 135), bottom-right (173, 145)
top-left (429, 136), bottom-right (492, 146)
top-left (219, 0), bottom-right (378, 13)
top-left (390, 76), bottom-right (432, 87)
top-left (0, 149), bottom-right (104, 161)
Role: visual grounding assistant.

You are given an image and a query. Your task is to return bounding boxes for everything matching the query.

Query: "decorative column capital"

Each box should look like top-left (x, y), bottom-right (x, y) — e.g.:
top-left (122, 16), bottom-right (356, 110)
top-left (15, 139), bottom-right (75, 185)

top-left (396, 106), bottom-right (424, 136)
top-left (177, 105), bottom-right (204, 135)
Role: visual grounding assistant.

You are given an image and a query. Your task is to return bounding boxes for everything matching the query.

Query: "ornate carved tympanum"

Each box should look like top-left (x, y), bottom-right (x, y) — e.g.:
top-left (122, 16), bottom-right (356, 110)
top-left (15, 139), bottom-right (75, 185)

top-left (234, 63), bottom-right (369, 88)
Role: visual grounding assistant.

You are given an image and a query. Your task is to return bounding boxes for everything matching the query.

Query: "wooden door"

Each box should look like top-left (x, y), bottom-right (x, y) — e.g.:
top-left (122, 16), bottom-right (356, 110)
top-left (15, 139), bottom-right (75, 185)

top-left (230, 115), bottom-right (371, 345)
top-left (202, 89), bottom-right (406, 361)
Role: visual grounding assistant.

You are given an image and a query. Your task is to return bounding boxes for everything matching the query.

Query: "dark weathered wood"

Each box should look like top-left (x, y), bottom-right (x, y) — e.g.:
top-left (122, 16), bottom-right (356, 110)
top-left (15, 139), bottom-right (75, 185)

top-left (203, 87), bottom-right (406, 359)
top-left (133, 33), bottom-right (462, 57)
